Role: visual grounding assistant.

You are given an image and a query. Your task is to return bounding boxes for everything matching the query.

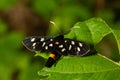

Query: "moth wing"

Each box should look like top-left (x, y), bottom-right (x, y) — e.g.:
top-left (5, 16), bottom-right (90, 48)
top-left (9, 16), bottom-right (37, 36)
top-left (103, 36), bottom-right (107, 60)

top-left (22, 36), bottom-right (54, 52)
top-left (63, 39), bottom-right (90, 56)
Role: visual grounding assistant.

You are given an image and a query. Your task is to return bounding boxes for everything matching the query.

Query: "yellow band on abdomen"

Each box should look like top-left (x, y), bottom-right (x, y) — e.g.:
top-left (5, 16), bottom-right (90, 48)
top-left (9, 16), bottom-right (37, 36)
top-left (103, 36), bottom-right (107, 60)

top-left (49, 53), bottom-right (55, 59)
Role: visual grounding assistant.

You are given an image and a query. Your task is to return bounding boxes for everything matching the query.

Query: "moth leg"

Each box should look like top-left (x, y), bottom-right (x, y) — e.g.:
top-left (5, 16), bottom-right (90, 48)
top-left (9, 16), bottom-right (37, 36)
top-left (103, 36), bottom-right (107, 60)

top-left (45, 53), bottom-right (62, 68)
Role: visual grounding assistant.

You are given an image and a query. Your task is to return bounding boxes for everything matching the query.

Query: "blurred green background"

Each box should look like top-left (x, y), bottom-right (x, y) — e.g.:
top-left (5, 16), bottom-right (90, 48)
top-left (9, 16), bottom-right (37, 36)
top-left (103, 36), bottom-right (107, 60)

top-left (0, 0), bottom-right (120, 80)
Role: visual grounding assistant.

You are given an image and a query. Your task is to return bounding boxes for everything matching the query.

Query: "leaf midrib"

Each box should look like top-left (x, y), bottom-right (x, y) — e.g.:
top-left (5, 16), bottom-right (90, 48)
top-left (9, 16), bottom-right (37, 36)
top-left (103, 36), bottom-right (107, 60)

top-left (45, 67), bottom-right (120, 74)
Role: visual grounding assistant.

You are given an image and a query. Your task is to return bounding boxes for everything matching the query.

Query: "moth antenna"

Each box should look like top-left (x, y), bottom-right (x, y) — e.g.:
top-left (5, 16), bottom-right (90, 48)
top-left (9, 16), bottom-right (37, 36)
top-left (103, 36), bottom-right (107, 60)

top-left (50, 21), bottom-right (81, 35)
top-left (72, 25), bottom-right (80, 29)
top-left (61, 25), bottom-right (81, 35)
top-left (50, 21), bottom-right (62, 35)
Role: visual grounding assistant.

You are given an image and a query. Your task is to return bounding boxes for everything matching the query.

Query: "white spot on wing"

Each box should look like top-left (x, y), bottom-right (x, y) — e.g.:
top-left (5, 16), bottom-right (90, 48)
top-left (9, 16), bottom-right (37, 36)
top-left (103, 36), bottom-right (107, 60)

top-left (79, 43), bottom-right (83, 47)
top-left (64, 40), bottom-right (67, 43)
top-left (61, 48), bottom-right (66, 52)
top-left (59, 45), bottom-right (63, 48)
top-left (45, 46), bottom-right (48, 50)
top-left (77, 47), bottom-right (81, 51)
top-left (49, 44), bottom-right (53, 47)
top-left (40, 38), bottom-right (44, 42)
top-left (69, 45), bottom-right (72, 50)
top-left (32, 43), bottom-right (36, 49)
top-left (31, 38), bottom-right (35, 42)
top-left (33, 46), bottom-right (35, 49)
top-left (71, 41), bottom-right (75, 45)
top-left (32, 43), bottom-right (36, 47)
top-left (42, 42), bottom-right (46, 47)
top-left (50, 39), bottom-right (53, 41)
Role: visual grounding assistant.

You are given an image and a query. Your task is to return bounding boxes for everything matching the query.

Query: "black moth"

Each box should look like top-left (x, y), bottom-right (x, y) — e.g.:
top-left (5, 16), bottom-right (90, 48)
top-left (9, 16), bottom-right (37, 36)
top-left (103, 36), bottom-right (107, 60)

top-left (22, 35), bottom-right (90, 67)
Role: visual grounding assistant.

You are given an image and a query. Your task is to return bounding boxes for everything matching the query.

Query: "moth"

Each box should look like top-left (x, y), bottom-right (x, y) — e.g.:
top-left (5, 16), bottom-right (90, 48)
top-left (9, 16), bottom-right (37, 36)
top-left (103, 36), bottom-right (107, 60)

top-left (22, 34), bottom-right (90, 67)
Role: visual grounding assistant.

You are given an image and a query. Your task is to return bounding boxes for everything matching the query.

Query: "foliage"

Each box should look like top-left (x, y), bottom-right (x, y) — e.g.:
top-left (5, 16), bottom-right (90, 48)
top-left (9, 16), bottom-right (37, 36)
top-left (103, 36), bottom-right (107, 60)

top-left (0, 0), bottom-right (17, 10)
top-left (37, 18), bottom-right (120, 80)
top-left (0, 0), bottom-right (120, 80)
top-left (0, 19), bottom-right (43, 80)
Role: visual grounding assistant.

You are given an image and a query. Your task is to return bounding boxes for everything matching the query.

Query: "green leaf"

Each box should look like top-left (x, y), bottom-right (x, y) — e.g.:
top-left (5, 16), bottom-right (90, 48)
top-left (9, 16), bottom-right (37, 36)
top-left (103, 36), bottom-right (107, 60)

top-left (65, 17), bottom-right (112, 45)
top-left (37, 17), bottom-right (120, 80)
top-left (38, 54), bottom-right (120, 80)
top-left (65, 17), bottom-right (120, 54)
